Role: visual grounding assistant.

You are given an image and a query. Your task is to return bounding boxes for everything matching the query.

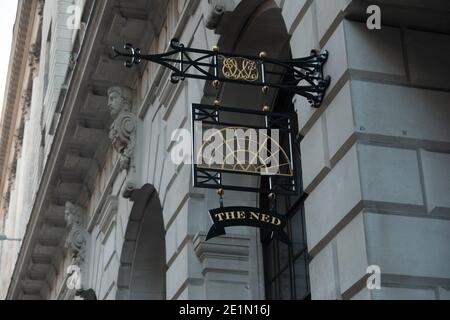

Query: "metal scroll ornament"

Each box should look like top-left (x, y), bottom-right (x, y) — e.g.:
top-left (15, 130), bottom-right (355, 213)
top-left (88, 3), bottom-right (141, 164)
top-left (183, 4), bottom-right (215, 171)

top-left (219, 55), bottom-right (259, 82)
top-left (112, 39), bottom-right (331, 108)
top-left (192, 104), bottom-right (298, 195)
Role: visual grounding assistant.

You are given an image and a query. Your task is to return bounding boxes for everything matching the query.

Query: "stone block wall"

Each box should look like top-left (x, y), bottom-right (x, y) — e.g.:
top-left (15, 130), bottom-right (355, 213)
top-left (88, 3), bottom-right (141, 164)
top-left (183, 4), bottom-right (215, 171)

top-left (283, 1), bottom-right (450, 299)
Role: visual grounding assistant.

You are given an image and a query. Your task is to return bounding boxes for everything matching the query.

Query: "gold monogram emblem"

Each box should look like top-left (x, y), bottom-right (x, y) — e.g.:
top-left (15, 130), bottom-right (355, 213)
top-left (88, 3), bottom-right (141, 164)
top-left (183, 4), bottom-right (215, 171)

top-left (218, 55), bottom-right (259, 82)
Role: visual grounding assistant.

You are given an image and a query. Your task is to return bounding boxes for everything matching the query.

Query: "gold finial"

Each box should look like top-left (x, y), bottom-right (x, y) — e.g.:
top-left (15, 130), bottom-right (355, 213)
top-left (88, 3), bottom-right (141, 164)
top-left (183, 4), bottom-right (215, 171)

top-left (212, 45), bottom-right (220, 52)
top-left (262, 105), bottom-right (270, 112)
top-left (259, 51), bottom-right (267, 59)
top-left (213, 80), bottom-right (220, 88)
top-left (217, 189), bottom-right (224, 196)
top-left (262, 86), bottom-right (269, 95)
top-left (213, 99), bottom-right (220, 107)
top-left (268, 193), bottom-right (275, 201)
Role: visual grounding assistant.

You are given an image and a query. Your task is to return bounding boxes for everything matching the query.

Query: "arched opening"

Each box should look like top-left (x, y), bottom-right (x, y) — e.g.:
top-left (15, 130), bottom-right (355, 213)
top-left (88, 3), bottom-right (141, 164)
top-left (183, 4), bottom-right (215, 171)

top-left (203, 0), bottom-right (310, 300)
top-left (208, 0), bottom-right (292, 110)
top-left (116, 184), bottom-right (166, 300)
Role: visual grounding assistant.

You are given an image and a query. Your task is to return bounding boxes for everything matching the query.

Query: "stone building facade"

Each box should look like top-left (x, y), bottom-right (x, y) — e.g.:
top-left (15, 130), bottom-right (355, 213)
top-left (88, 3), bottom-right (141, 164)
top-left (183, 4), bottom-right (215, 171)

top-left (0, 0), bottom-right (449, 300)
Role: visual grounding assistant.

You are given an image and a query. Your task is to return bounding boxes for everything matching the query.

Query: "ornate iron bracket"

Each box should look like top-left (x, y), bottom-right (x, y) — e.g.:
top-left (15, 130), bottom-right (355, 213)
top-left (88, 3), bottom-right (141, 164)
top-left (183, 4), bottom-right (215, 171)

top-left (112, 39), bottom-right (331, 108)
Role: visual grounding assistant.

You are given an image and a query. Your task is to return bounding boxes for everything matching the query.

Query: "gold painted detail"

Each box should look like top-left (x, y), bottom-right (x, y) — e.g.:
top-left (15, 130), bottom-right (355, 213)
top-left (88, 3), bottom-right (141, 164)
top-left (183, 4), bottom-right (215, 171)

top-left (196, 127), bottom-right (293, 177)
top-left (218, 55), bottom-right (259, 82)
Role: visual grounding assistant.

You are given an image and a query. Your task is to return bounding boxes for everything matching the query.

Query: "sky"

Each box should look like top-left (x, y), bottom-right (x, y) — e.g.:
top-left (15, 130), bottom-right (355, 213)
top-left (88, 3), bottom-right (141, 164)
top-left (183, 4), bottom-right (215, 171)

top-left (0, 1), bottom-right (19, 121)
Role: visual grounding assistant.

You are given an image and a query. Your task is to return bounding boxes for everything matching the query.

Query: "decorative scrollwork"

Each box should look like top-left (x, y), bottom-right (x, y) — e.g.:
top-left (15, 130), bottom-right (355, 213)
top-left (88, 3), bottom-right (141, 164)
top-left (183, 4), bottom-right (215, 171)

top-left (192, 104), bottom-right (298, 195)
top-left (107, 86), bottom-right (137, 171)
top-left (107, 86), bottom-right (138, 198)
top-left (29, 43), bottom-right (41, 76)
top-left (65, 202), bottom-right (88, 266)
top-left (218, 56), bottom-right (259, 82)
top-left (67, 228), bottom-right (87, 253)
top-left (112, 38), bottom-right (331, 108)
top-left (109, 112), bottom-right (137, 170)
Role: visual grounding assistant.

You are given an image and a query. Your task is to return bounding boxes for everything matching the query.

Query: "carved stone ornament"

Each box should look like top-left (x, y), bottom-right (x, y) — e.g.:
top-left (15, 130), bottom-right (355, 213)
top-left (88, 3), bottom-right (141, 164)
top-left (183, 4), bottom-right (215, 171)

top-left (13, 131), bottom-right (23, 156)
top-left (65, 202), bottom-right (88, 266)
top-left (22, 88), bottom-right (32, 120)
top-left (37, 0), bottom-right (45, 18)
top-left (107, 86), bottom-right (138, 198)
top-left (8, 163), bottom-right (17, 187)
top-left (29, 43), bottom-right (41, 76)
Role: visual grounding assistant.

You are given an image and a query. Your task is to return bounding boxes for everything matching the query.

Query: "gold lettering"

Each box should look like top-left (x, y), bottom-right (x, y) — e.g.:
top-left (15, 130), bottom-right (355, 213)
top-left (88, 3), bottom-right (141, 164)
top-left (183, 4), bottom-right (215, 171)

top-left (224, 211), bottom-right (236, 220)
top-left (249, 212), bottom-right (260, 220)
top-left (219, 56), bottom-right (259, 82)
top-left (215, 213), bottom-right (225, 221)
top-left (271, 217), bottom-right (281, 226)
top-left (237, 211), bottom-right (246, 219)
top-left (260, 214), bottom-right (270, 223)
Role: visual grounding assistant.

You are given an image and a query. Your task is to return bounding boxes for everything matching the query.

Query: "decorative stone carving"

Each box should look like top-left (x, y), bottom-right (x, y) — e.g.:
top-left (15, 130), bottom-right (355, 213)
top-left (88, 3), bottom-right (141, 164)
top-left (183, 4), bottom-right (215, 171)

top-left (37, 0), bottom-right (45, 18)
top-left (107, 86), bottom-right (138, 198)
top-left (29, 43), bottom-right (41, 77)
top-left (65, 202), bottom-right (88, 266)
top-left (206, 4), bottom-right (225, 29)
top-left (68, 52), bottom-right (78, 71)
top-left (13, 130), bottom-right (23, 156)
top-left (22, 87), bottom-right (32, 120)
top-left (8, 162), bottom-right (17, 188)
top-left (64, 202), bottom-right (88, 296)
top-left (64, 202), bottom-right (91, 299)
top-left (205, 0), bottom-right (239, 30)
top-left (3, 191), bottom-right (10, 208)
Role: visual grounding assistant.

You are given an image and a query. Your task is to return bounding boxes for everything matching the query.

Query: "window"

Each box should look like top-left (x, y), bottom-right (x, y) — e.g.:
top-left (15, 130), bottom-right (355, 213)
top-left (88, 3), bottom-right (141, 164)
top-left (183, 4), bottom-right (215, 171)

top-left (260, 77), bottom-right (310, 300)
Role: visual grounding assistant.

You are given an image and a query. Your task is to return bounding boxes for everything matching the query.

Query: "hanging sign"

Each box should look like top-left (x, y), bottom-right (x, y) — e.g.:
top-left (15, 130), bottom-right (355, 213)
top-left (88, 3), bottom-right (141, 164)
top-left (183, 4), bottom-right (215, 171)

top-left (191, 103), bottom-right (298, 195)
top-left (206, 206), bottom-right (290, 244)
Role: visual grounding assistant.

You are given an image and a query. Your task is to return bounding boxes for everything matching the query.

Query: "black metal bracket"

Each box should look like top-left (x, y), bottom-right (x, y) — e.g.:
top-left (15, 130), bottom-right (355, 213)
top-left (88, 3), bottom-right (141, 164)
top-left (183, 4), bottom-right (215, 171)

top-left (112, 39), bottom-right (331, 108)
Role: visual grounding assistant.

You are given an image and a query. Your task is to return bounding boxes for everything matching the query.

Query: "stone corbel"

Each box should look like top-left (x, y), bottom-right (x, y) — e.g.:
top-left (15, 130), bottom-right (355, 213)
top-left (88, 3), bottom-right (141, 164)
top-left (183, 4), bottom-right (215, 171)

top-left (8, 162), bottom-right (17, 191)
top-left (107, 86), bottom-right (138, 199)
top-left (37, 0), bottom-right (45, 18)
top-left (65, 202), bottom-right (88, 267)
top-left (22, 87), bottom-right (32, 121)
top-left (64, 201), bottom-right (90, 298)
top-left (205, 0), bottom-right (239, 30)
top-left (29, 43), bottom-right (41, 77)
top-left (3, 190), bottom-right (10, 209)
top-left (13, 131), bottom-right (23, 157)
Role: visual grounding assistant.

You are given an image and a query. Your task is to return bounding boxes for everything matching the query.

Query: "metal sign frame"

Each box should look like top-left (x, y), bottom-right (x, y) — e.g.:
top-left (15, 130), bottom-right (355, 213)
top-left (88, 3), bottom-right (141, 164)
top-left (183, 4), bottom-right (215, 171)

top-left (191, 103), bottom-right (299, 195)
top-left (112, 38), bottom-right (330, 108)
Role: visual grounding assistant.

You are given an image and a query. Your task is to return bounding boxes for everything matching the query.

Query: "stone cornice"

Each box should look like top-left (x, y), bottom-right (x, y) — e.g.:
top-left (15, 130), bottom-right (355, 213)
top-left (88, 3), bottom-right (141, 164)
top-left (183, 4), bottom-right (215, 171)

top-left (6, 0), bottom-right (106, 300)
top-left (6, 0), bottom-right (176, 300)
top-left (0, 0), bottom-right (37, 220)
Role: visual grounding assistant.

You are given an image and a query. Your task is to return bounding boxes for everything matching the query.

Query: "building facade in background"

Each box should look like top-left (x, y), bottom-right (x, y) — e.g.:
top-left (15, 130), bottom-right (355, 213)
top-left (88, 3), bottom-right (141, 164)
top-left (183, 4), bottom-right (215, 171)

top-left (0, 0), bottom-right (449, 300)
